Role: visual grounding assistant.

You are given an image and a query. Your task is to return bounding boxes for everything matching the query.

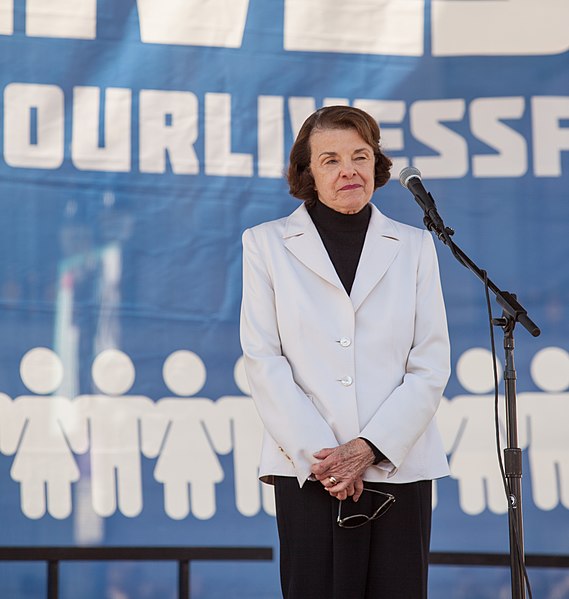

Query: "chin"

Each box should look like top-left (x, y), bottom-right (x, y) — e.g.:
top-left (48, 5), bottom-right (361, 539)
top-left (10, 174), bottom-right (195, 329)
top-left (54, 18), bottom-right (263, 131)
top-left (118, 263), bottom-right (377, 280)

top-left (343, 200), bottom-right (369, 214)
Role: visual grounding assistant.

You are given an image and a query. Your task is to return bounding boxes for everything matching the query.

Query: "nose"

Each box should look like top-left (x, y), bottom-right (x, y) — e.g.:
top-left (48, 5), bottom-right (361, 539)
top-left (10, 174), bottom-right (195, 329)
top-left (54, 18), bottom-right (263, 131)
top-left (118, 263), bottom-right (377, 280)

top-left (339, 162), bottom-right (357, 178)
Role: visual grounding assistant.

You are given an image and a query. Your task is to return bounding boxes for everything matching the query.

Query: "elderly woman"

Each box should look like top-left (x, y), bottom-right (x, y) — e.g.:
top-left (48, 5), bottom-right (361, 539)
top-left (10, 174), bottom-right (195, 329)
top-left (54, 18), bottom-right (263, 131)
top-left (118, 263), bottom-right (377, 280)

top-left (240, 106), bottom-right (450, 598)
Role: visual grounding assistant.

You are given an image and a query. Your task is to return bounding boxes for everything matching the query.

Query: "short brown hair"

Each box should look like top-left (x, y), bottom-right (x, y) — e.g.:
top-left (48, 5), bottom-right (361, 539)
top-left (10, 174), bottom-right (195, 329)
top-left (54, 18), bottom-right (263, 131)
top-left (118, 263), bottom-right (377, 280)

top-left (287, 105), bottom-right (392, 207)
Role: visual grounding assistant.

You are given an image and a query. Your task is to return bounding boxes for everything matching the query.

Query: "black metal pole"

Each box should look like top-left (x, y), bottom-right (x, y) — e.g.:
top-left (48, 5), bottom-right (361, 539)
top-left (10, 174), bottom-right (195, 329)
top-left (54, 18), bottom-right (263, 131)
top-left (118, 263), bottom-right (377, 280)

top-left (178, 559), bottom-right (190, 599)
top-left (500, 319), bottom-right (526, 599)
top-left (47, 560), bottom-right (59, 599)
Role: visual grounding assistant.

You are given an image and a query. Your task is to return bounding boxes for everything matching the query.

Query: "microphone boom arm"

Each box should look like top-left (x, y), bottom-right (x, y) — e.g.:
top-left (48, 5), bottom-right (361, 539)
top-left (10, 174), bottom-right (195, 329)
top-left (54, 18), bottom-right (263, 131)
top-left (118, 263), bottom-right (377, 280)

top-left (401, 170), bottom-right (540, 337)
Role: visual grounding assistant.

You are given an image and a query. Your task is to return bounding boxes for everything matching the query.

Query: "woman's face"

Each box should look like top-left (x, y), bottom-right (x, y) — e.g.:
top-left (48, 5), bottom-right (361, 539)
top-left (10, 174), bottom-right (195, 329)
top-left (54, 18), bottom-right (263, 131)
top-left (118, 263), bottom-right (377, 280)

top-left (309, 127), bottom-right (375, 214)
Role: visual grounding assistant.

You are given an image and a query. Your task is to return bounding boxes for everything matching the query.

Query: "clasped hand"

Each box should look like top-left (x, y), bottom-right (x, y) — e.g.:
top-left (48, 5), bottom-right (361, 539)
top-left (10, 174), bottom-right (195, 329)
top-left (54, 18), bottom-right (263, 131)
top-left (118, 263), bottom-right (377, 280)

top-left (310, 438), bottom-right (375, 501)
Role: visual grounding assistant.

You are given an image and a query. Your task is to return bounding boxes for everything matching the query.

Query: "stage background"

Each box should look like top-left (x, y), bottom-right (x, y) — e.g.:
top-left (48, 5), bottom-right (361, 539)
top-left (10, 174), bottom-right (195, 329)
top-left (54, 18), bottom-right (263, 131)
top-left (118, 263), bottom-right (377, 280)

top-left (0, 1), bottom-right (568, 597)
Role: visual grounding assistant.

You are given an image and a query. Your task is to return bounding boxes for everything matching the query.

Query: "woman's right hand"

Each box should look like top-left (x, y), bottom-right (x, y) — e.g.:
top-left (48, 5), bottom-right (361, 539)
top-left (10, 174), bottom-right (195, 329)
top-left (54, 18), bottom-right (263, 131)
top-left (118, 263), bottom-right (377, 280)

top-left (328, 476), bottom-right (364, 501)
top-left (311, 438), bottom-right (375, 500)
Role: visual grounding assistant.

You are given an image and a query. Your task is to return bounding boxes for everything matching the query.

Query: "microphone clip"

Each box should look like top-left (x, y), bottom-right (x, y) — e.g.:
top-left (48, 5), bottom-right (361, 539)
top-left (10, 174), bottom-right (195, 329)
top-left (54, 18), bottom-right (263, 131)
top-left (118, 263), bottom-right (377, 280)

top-left (423, 213), bottom-right (455, 242)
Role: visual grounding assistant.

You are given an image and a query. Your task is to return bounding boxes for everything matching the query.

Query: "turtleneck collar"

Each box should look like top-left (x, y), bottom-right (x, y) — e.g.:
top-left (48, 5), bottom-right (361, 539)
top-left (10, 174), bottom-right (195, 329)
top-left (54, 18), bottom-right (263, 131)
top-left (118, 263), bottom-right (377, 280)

top-left (308, 200), bottom-right (371, 233)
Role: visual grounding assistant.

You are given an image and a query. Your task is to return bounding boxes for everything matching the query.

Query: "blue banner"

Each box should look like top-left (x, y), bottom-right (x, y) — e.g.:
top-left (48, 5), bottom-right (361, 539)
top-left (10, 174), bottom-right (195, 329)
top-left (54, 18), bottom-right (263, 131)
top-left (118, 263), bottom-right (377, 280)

top-left (0, 1), bottom-right (568, 597)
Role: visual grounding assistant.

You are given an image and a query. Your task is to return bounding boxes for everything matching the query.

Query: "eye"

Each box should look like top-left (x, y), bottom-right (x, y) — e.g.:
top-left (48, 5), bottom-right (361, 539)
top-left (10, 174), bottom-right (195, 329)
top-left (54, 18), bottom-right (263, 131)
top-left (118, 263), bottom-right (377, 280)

top-left (324, 159), bottom-right (338, 165)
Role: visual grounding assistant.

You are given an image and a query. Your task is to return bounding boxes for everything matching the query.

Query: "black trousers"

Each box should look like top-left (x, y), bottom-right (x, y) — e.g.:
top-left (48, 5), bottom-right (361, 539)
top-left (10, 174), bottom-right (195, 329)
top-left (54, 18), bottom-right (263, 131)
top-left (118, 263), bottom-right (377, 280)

top-left (274, 477), bottom-right (432, 599)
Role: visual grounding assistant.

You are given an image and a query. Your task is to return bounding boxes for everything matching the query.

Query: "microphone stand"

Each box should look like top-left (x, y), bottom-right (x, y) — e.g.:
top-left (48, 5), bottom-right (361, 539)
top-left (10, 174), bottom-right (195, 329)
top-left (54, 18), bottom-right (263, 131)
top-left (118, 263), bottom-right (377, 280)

top-left (418, 198), bottom-right (540, 599)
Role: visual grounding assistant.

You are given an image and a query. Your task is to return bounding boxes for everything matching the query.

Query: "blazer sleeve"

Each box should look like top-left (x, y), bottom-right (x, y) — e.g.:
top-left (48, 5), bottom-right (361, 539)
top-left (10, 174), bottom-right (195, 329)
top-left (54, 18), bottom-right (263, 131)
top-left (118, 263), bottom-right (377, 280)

top-left (359, 230), bottom-right (451, 471)
top-left (240, 227), bottom-right (339, 486)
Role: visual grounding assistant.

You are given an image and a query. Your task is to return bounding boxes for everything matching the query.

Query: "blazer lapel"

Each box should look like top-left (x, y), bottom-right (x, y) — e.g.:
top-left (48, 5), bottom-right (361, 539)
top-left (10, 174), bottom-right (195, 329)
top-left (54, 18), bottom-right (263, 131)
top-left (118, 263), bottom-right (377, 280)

top-left (283, 204), bottom-right (344, 291)
top-left (350, 204), bottom-right (401, 312)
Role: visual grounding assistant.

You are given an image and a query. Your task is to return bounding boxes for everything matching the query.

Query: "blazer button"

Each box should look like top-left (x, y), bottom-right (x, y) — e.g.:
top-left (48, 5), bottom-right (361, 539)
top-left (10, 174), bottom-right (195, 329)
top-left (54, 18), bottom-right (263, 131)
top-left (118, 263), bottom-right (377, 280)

top-left (339, 337), bottom-right (352, 347)
top-left (340, 376), bottom-right (353, 386)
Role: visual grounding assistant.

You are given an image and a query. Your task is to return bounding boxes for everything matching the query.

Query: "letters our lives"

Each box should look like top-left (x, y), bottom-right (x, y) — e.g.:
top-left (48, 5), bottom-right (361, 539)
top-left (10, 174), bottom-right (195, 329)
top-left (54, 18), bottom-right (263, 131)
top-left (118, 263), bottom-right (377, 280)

top-left (2, 83), bottom-right (569, 179)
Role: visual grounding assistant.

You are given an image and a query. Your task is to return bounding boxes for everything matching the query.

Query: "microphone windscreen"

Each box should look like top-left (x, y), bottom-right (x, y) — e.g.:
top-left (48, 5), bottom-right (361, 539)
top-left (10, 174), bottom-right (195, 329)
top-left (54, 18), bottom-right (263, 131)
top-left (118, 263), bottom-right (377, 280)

top-left (399, 166), bottom-right (421, 189)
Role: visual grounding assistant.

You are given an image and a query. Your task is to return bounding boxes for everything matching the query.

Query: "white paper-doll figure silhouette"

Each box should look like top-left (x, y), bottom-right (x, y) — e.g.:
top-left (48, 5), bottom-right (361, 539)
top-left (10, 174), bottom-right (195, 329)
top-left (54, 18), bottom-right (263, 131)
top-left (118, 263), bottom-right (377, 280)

top-left (2, 348), bottom-right (78, 519)
top-left (154, 350), bottom-right (225, 520)
top-left (216, 356), bottom-right (275, 517)
top-left (65, 349), bottom-right (161, 517)
top-left (441, 348), bottom-right (510, 515)
top-left (0, 391), bottom-right (13, 454)
top-left (519, 347), bottom-right (569, 510)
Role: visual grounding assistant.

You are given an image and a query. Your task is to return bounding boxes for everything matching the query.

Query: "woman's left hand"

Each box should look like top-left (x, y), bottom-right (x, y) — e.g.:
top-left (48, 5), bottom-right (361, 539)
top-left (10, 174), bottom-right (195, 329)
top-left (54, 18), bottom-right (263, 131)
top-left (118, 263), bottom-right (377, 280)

top-left (311, 438), bottom-right (375, 499)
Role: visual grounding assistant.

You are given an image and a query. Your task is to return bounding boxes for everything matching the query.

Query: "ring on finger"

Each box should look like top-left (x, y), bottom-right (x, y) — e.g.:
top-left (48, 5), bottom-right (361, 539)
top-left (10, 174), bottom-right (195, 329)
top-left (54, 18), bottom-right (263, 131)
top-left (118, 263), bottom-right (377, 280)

top-left (329, 476), bottom-right (338, 485)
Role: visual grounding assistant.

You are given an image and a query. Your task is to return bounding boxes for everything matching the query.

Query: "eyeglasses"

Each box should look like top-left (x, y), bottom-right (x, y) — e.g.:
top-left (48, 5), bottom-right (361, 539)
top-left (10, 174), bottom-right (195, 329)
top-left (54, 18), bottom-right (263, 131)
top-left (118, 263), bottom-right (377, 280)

top-left (337, 488), bottom-right (396, 529)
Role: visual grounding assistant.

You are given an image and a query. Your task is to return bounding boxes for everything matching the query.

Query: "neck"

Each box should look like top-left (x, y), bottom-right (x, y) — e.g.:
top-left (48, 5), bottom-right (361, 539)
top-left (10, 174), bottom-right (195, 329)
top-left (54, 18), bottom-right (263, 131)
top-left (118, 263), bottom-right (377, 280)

top-left (309, 200), bottom-right (371, 231)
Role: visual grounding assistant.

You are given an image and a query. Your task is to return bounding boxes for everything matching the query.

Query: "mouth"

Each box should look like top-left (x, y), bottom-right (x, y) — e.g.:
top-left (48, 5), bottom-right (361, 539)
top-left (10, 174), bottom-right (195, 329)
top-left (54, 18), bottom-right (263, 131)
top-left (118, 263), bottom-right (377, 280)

top-left (339, 184), bottom-right (361, 191)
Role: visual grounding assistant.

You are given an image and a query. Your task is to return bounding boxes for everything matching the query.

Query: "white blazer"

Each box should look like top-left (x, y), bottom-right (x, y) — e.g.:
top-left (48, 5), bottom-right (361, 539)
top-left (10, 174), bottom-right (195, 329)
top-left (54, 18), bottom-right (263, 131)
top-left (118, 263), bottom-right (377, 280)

top-left (240, 202), bottom-right (450, 487)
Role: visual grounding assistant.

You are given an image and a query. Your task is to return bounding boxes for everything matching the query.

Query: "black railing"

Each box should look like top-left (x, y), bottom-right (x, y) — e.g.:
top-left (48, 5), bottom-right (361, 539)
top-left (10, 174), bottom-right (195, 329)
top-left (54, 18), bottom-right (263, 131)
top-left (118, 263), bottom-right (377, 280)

top-left (0, 546), bottom-right (273, 599)
top-left (430, 552), bottom-right (569, 569)
top-left (0, 547), bottom-right (567, 598)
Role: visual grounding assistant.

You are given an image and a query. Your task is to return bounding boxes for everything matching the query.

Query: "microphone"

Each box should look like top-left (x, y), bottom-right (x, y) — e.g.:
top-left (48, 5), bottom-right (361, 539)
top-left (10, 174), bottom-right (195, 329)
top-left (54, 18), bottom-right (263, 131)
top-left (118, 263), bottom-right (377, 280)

top-left (398, 167), bottom-right (446, 234)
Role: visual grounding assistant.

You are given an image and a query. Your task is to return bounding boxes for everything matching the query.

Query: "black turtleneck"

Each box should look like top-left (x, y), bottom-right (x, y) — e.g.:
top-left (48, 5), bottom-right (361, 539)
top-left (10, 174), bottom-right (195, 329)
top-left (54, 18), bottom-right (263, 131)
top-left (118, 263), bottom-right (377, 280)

top-left (307, 200), bottom-right (371, 295)
top-left (307, 199), bottom-right (386, 466)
